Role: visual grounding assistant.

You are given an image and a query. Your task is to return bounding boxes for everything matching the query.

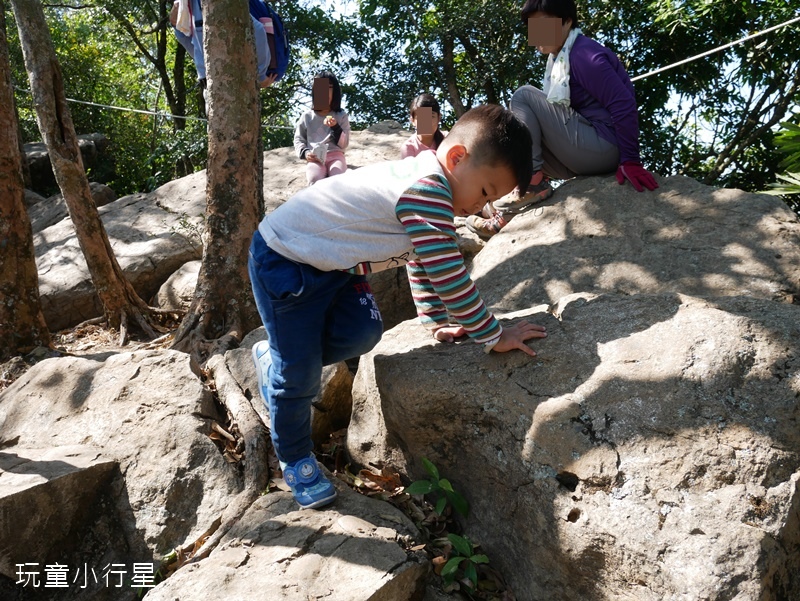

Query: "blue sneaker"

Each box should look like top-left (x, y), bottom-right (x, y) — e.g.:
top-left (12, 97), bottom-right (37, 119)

top-left (251, 340), bottom-right (271, 402)
top-left (283, 454), bottom-right (337, 509)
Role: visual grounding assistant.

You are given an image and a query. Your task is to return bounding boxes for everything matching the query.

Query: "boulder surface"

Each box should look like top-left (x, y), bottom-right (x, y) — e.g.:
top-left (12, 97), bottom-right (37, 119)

top-left (348, 175), bottom-right (800, 600)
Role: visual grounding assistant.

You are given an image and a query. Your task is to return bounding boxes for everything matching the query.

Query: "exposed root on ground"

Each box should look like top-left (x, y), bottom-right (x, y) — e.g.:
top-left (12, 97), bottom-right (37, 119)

top-left (115, 305), bottom-right (185, 345)
top-left (68, 307), bottom-right (185, 347)
top-left (170, 301), bottom-right (244, 369)
top-left (187, 353), bottom-right (270, 563)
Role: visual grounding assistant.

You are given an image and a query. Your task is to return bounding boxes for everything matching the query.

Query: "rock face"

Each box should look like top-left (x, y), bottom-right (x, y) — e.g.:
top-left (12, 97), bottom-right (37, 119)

top-left (0, 339), bottom-right (426, 600)
top-left (347, 176), bottom-right (800, 600)
top-left (470, 175), bottom-right (800, 311)
top-left (34, 171), bottom-right (207, 331)
top-left (0, 446), bottom-right (116, 579)
top-left (29, 182), bottom-right (118, 234)
top-left (153, 259), bottom-right (201, 311)
top-left (144, 476), bottom-right (429, 601)
top-left (0, 350), bottom-right (242, 599)
top-left (24, 133), bottom-right (112, 197)
top-left (350, 293), bottom-right (800, 600)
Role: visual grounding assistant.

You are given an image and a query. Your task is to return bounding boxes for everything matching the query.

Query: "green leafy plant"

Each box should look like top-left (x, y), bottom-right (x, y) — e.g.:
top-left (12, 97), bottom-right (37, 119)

top-left (440, 533), bottom-right (489, 591)
top-left (761, 118), bottom-right (800, 215)
top-left (775, 118), bottom-right (800, 174)
top-left (762, 172), bottom-right (800, 197)
top-left (405, 458), bottom-right (469, 517)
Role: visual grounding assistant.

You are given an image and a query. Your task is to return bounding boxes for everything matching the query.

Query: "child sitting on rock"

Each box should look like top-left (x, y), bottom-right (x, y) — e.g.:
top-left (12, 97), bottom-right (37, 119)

top-left (400, 93), bottom-right (446, 159)
top-left (294, 70), bottom-right (350, 185)
top-left (249, 104), bottom-right (548, 509)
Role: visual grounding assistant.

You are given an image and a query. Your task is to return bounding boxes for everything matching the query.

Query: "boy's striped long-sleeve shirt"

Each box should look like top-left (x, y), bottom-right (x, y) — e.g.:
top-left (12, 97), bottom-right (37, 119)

top-left (256, 150), bottom-right (503, 349)
top-left (395, 175), bottom-right (501, 345)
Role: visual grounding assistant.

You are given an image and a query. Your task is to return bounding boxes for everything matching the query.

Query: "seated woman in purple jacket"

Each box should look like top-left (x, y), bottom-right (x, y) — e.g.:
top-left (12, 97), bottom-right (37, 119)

top-left (467, 0), bottom-right (658, 239)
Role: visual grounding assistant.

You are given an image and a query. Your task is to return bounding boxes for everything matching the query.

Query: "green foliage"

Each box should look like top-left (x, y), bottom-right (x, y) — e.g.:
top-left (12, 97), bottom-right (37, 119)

top-left (760, 116), bottom-right (800, 216)
top-left (774, 117), bottom-right (800, 174)
top-left (580, 0), bottom-right (799, 192)
top-left (351, 0), bottom-right (540, 127)
top-left (762, 172), bottom-right (800, 197)
top-left (405, 458), bottom-right (469, 517)
top-left (440, 533), bottom-right (490, 591)
top-left (7, 0), bottom-right (208, 195)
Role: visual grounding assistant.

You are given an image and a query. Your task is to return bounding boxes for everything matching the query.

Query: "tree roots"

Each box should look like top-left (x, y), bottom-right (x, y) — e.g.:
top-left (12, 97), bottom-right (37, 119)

top-left (187, 353), bottom-right (270, 563)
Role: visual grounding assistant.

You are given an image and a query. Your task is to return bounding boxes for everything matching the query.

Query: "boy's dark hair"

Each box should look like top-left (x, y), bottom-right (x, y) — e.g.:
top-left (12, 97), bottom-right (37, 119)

top-left (410, 93), bottom-right (444, 148)
top-left (315, 70), bottom-right (342, 112)
top-left (446, 104), bottom-right (533, 191)
top-left (520, 0), bottom-right (579, 28)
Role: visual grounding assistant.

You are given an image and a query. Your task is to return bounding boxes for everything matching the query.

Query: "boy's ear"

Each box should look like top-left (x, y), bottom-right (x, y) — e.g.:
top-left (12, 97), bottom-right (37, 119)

top-left (445, 144), bottom-right (467, 170)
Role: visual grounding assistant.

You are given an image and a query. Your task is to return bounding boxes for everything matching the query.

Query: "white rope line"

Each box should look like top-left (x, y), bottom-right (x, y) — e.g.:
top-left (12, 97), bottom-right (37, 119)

top-left (630, 13), bottom-right (800, 82)
top-left (12, 85), bottom-right (295, 130)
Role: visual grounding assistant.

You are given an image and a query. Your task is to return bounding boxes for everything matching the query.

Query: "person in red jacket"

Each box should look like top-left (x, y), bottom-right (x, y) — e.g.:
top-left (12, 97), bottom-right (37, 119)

top-left (467, 0), bottom-right (658, 239)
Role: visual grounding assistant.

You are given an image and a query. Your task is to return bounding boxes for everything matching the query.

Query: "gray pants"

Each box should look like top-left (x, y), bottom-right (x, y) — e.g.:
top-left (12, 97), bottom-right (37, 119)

top-left (510, 85), bottom-right (618, 179)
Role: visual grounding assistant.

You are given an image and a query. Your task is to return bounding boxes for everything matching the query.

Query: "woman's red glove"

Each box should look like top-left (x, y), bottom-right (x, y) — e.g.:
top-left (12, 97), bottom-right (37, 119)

top-left (616, 161), bottom-right (658, 192)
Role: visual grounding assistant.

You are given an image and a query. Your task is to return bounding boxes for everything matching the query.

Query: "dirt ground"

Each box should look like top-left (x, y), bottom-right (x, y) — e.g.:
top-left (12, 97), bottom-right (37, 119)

top-left (0, 323), bottom-right (176, 393)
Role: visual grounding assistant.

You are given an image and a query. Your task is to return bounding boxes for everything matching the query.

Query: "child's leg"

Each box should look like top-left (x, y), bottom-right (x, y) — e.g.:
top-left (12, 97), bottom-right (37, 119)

top-left (249, 236), bottom-right (321, 463)
top-left (321, 278), bottom-right (383, 366)
top-left (248, 233), bottom-right (382, 463)
top-left (509, 85), bottom-right (618, 178)
top-left (325, 152), bottom-right (347, 178)
top-left (306, 160), bottom-right (327, 185)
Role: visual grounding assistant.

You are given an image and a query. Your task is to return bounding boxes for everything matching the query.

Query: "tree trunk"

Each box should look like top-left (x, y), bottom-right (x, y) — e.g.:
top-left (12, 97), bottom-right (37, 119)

top-left (171, 0), bottom-right (263, 366)
top-left (170, 1), bottom-right (269, 561)
top-left (0, 1), bottom-right (51, 360)
top-left (11, 0), bottom-right (157, 343)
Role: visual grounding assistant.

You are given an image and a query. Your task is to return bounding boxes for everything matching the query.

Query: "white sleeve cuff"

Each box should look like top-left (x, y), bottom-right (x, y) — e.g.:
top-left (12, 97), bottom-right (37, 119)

top-left (482, 329), bottom-right (503, 354)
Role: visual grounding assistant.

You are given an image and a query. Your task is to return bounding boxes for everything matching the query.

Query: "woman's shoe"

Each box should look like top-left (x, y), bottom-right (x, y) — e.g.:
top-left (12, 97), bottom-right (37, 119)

top-left (465, 212), bottom-right (509, 240)
top-left (492, 179), bottom-right (553, 214)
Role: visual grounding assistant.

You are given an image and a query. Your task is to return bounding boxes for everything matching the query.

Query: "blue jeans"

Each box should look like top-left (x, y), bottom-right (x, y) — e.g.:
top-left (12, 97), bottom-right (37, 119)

top-left (248, 231), bottom-right (384, 463)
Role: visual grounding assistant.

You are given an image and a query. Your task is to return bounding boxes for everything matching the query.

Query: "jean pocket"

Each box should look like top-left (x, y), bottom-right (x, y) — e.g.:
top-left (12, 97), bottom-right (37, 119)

top-left (261, 249), bottom-right (307, 301)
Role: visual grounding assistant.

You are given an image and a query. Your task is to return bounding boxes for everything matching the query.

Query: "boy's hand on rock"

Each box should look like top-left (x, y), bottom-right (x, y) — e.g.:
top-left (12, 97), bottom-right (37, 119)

top-left (491, 320), bottom-right (547, 356)
top-left (434, 325), bottom-right (467, 343)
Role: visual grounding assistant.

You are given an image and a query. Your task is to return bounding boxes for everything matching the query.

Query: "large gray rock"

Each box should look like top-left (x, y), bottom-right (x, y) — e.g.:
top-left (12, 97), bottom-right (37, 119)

top-left (0, 350), bottom-right (242, 569)
top-left (153, 260), bottom-right (201, 311)
top-left (0, 446), bottom-right (116, 579)
top-left (29, 182), bottom-right (118, 234)
top-left (144, 476), bottom-right (429, 601)
top-left (24, 133), bottom-right (112, 196)
top-left (347, 293), bottom-right (800, 600)
top-left (470, 175), bottom-right (800, 311)
top-left (24, 189), bottom-right (46, 208)
top-left (34, 172), bottom-right (207, 330)
top-left (347, 175), bottom-right (800, 600)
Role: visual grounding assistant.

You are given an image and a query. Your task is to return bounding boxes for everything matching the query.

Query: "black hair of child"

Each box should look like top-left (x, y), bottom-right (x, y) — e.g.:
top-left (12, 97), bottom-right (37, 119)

top-left (410, 93), bottom-right (445, 149)
top-left (315, 70), bottom-right (342, 112)
top-left (447, 104), bottom-right (533, 192)
top-left (520, 0), bottom-right (579, 28)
